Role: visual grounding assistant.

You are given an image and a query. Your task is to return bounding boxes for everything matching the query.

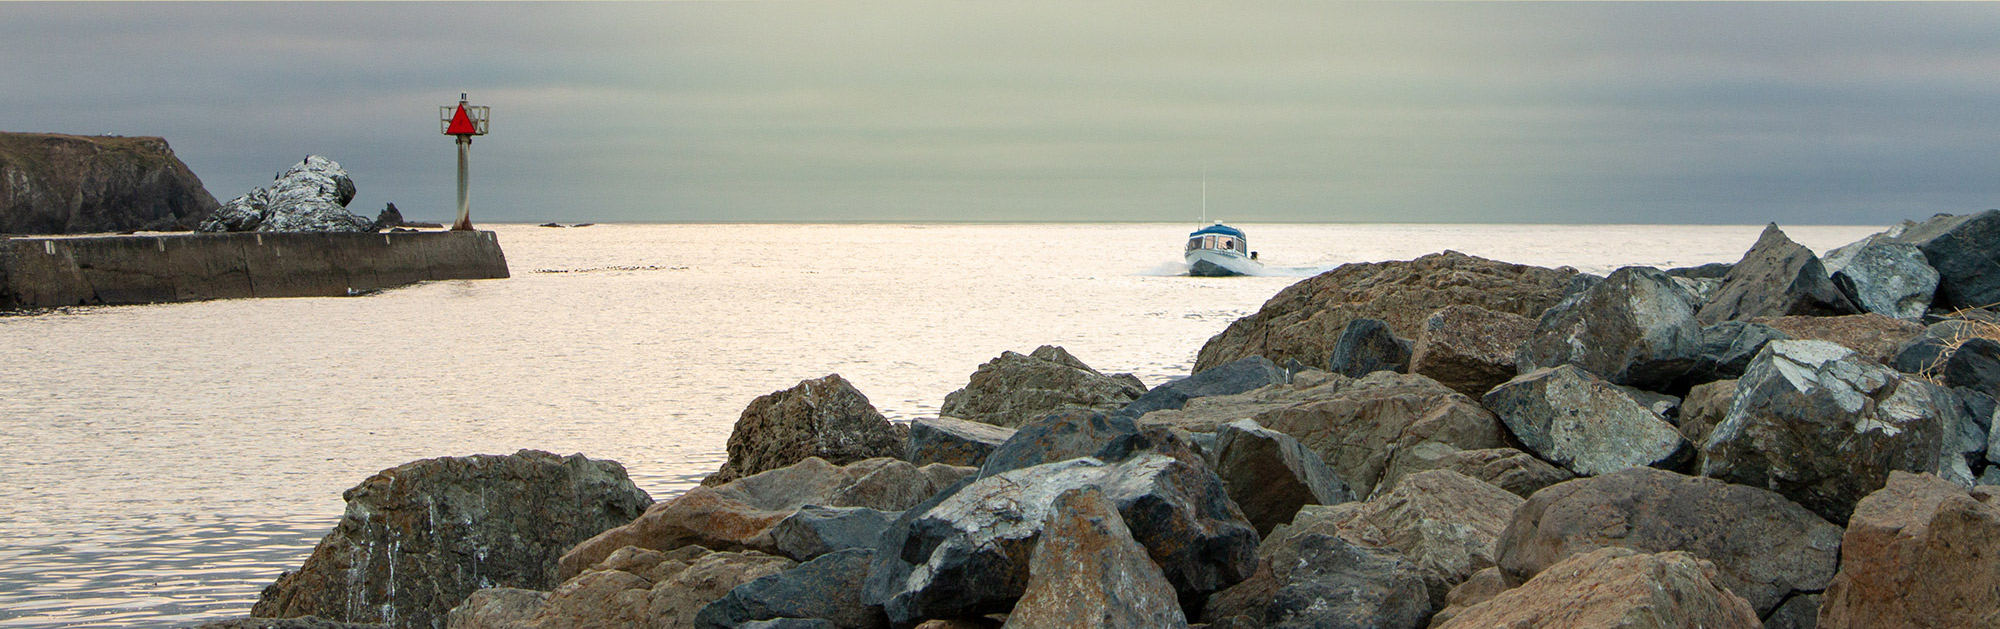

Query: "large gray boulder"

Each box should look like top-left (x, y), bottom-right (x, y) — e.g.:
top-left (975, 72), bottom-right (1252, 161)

top-left (1698, 340), bottom-right (1956, 523)
top-left (940, 346), bottom-right (1147, 428)
top-left (1193, 251), bottom-right (1575, 372)
top-left (1326, 318), bottom-right (1412, 378)
top-left (1001, 487), bottom-right (1189, 628)
top-left (1886, 209), bottom-right (2000, 311)
top-left (201, 155), bottom-right (373, 233)
top-left (1945, 337), bottom-right (2000, 400)
top-left (1203, 534), bottom-right (1434, 629)
top-left (1117, 355), bottom-right (1288, 419)
top-left (1269, 470), bottom-right (1524, 605)
top-left (252, 450), bottom-right (653, 629)
top-left (705, 374), bottom-right (904, 486)
top-left (865, 454), bottom-right (1257, 624)
top-left (694, 548), bottom-right (885, 629)
top-left (1697, 223), bottom-right (1859, 324)
top-left (764, 506), bottom-right (898, 562)
top-left (1482, 365), bottom-right (1687, 477)
top-left (1258, 371), bottom-right (1508, 497)
top-left (1493, 467), bottom-right (1842, 617)
top-left (1678, 321), bottom-right (1788, 386)
top-left (1408, 305), bottom-right (1538, 397)
top-left (1823, 234), bottom-right (1939, 321)
top-left (1212, 418), bottom-right (1354, 535)
top-left (1517, 266), bottom-right (1703, 389)
top-left (903, 416), bottom-right (1014, 468)
top-left (977, 410), bottom-right (1138, 477)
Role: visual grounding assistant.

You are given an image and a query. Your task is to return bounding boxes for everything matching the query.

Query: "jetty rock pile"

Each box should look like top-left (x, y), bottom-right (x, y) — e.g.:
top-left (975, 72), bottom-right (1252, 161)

top-left (217, 212), bottom-right (2000, 629)
top-left (198, 155), bottom-right (377, 233)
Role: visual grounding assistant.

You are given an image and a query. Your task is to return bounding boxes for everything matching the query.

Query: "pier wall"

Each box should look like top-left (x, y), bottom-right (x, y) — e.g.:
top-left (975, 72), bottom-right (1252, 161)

top-left (0, 230), bottom-right (509, 309)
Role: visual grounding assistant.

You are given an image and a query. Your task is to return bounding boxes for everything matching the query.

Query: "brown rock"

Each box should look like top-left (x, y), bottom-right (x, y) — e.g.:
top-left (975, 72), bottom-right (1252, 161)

top-left (252, 451), bottom-right (651, 629)
top-left (1433, 547), bottom-right (1760, 629)
top-left (1258, 371), bottom-right (1507, 497)
top-left (1375, 445), bottom-right (1572, 500)
top-left (1134, 371), bottom-right (1350, 434)
top-left (193, 618), bottom-right (386, 629)
top-left (1425, 566), bottom-right (1508, 628)
top-left (446, 588), bottom-right (546, 629)
top-left (1003, 487), bottom-right (1189, 628)
top-left (1677, 379), bottom-right (1736, 445)
top-left (1271, 470), bottom-right (1523, 604)
top-left (1193, 251), bottom-right (1575, 373)
top-left (1494, 467), bottom-right (1842, 616)
top-left (939, 346), bottom-right (1147, 429)
top-left (1408, 305), bottom-right (1538, 397)
top-left (1819, 472), bottom-right (2000, 629)
top-left (560, 457), bottom-right (969, 581)
top-left (705, 374), bottom-right (904, 486)
top-left (1753, 313), bottom-right (1925, 365)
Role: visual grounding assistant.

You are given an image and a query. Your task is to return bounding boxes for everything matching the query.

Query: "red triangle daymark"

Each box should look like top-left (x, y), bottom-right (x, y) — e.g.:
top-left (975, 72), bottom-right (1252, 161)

top-left (446, 104), bottom-right (477, 135)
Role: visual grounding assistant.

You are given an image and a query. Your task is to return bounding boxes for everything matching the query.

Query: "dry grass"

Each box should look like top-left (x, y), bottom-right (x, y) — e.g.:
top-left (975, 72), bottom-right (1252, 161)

top-left (1915, 306), bottom-right (2000, 383)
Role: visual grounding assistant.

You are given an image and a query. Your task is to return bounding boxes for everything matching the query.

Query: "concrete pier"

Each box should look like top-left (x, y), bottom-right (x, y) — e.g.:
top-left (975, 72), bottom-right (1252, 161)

top-left (0, 230), bottom-right (509, 309)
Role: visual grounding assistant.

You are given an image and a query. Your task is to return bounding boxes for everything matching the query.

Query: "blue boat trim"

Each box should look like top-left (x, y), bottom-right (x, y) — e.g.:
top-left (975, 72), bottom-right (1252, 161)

top-left (1188, 224), bottom-right (1246, 238)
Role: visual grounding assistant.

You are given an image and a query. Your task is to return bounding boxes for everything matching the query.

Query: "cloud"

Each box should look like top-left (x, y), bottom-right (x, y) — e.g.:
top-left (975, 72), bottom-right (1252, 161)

top-left (2, 1), bottom-right (1996, 224)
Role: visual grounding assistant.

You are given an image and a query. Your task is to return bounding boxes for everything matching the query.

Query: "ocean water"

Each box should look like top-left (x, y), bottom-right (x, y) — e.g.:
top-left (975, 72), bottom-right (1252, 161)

top-left (0, 222), bottom-right (1881, 627)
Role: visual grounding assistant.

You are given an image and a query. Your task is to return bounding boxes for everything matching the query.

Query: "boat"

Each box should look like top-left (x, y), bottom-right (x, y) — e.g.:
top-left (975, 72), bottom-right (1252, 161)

top-left (1186, 221), bottom-right (1261, 276)
top-left (1184, 177), bottom-right (1262, 277)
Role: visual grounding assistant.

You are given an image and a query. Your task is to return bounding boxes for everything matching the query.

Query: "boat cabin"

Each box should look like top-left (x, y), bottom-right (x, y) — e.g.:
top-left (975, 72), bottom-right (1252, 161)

top-left (1187, 223), bottom-right (1248, 255)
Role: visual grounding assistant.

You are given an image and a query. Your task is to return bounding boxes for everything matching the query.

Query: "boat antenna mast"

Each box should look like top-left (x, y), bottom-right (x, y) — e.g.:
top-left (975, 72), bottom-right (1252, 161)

top-left (1200, 169), bottom-right (1208, 224)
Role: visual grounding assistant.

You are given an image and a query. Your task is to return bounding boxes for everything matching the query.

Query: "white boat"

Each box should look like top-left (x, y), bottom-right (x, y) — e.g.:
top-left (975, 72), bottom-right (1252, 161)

top-left (1183, 176), bottom-right (1262, 277)
top-left (1185, 221), bottom-right (1261, 276)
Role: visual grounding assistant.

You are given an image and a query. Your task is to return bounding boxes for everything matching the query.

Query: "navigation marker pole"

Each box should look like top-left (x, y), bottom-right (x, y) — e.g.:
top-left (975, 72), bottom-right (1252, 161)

top-left (441, 93), bottom-right (490, 231)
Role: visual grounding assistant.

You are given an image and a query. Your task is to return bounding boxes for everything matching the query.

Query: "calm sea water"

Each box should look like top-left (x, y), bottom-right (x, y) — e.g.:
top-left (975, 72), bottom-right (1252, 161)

top-left (0, 222), bottom-right (1880, 627)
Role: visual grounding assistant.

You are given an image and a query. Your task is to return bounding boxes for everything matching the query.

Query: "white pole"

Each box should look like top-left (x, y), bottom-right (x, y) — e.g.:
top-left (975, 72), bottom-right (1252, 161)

top-left (453, 136), bottom-right (472, 230)
top-left (1200, 171), bottom-right (1208, 224)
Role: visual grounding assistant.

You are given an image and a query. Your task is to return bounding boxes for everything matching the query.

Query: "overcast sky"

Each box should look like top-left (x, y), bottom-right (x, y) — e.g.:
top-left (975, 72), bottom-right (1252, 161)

top-left (4, 2), bottom-right (1997, 224)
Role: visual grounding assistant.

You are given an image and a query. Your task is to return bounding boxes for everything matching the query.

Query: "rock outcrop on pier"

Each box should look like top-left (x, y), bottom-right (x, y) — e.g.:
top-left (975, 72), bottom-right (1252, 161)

top-left (0, 132), bottom-right (218, 234)
top-left (199, 155), bottom-right (374, 233)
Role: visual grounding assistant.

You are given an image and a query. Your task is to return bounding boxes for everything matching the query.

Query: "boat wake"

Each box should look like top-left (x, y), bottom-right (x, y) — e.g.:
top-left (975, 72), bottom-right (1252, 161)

top-left (1137, 259), bottom-right (1332, 278)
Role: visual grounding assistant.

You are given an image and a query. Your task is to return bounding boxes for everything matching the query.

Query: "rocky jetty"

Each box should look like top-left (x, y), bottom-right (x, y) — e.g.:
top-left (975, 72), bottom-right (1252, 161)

top-left (0, 132), bottom-right (219, 234)
top-left (199, 156), bottom-right (376, 233)
top-left (236, 213), bottom-right (2000, 628)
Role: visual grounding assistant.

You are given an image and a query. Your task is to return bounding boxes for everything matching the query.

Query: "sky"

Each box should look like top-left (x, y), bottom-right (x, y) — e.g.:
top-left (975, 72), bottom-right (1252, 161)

top-left (3, 1), bottom-right (1997, 225)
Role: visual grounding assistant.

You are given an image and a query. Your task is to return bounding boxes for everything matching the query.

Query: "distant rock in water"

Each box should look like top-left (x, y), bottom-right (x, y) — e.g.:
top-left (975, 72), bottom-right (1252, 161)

top-left (0, 132), bottom-right (219, 234)
top-left (374, 203), bottom-right (442, 230)
top-left (199, 155), bottom-right (375, 233)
